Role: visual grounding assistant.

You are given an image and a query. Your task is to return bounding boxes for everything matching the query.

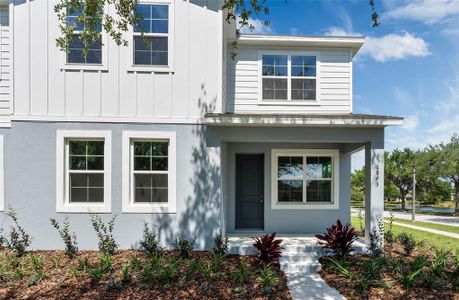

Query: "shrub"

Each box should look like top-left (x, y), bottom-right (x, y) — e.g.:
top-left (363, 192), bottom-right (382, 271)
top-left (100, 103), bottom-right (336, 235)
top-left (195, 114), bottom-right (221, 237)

top-left (90, 214), bottom-right (118, 255)
top-left (399, 256), bottom-right (426, 289)
top-left (257, 264), bottom-right (280, 294)
top-left (230, 260), bottom-right (251, 284)
top-left (139, 222), bottom-right (160, 257)
top-left (50, 217), bottom-right (78, 258)
top-left (385, 211), bottom-right (395, 246)
top-left (185, 259), bottom-right (201, 282)
top-left (252, 232), bottom-right (283, 265)
top-left (398, 232), bottom-right (416, 256)
top-left (120, 263), bottom-right (132, 284)
top-left (212, 230), bottom-right (228, 256)
top-left (315, 219), bottom-right (358, 258)
top-left (173, 235), bottom-right (196, 259)
top-left (90, 254), bottom-right (113, 285)
top-left (3, 207), bottom-right (32, 257)
top-left (326, 257), bottom-right (353, 280)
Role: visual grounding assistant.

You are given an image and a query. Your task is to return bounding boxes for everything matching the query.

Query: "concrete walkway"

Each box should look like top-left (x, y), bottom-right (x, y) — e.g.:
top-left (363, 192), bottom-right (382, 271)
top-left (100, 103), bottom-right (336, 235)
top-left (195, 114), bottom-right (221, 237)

top-left (386, 220), bottom-right (459, 239)
top-left (383, 210), bottom-right (459, 227)
top-left (227, 235), bottom-right (367, 300)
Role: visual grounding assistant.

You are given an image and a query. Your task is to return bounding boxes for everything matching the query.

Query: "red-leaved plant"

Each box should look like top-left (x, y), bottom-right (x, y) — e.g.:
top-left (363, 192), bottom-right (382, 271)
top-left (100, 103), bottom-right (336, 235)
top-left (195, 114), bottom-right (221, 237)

top-left (252, 232), bottom-right (283, 266)
top-left (315, 219), bottom-right (358, 257)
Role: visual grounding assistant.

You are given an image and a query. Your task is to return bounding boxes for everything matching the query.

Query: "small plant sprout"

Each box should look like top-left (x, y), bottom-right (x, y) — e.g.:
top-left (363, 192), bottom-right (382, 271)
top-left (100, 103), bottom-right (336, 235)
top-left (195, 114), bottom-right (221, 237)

top-left (173, 235), bottom-right (196, 259)
top-left (90, 214), bottom-right (118, 255)
top-left (398, 232), bottom-right (416, 256)
top-left (316, 220), bottom-right (358, 258)
top-left (257, 264), bottom-right (280, 294)
top-left (252, 232), bottom-right (283, 265)
top-left (50, 217), bottom-right (78, 258)
top-left (212, 230), bottom-right (228, 256)
top-left (4, 206), bottom-right (32, 257)
top-left (139, 221), bottom-right (160, 257)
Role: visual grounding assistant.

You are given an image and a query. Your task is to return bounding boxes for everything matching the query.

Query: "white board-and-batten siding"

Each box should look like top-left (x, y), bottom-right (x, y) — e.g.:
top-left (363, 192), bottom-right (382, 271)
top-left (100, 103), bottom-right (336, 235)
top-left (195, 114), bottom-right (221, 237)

top-left (227, 47), bottom-right (353, 114)
top-left (0, 7), bottom-right (10, 126)
top-left (12, 0), bottom-right (222, 123)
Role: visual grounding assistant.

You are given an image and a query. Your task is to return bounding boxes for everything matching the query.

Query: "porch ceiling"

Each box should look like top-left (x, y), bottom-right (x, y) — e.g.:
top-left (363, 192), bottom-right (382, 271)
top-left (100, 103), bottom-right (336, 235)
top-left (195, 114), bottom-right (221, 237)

top-left (205, 113), bottom-right (404, 127)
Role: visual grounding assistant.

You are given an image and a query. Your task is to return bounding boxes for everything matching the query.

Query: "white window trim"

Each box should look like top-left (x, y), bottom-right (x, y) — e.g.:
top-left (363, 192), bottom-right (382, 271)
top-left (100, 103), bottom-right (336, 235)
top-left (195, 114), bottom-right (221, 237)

top-left (60, 5), bottom-right (109, 71)
top-left (271, 149), bottom-right (339, 210)
top-left (258, 50), bottom-right (321, 106)
top-left (122, 131), bottom-right (176, 213)
top-left (126, 0), bottom-right (175, 73)
top-left (0, 136), bottom-right (4, 212)
top-left (56, 130), bottom-right (112, 213)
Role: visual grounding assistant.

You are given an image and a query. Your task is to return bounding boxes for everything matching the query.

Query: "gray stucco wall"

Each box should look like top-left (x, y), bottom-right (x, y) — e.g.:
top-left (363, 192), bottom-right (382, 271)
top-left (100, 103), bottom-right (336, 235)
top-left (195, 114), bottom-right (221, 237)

top-left (0, 121), bottom-right (222, 250)
top-left (224, 142), bottom-right (351, 234)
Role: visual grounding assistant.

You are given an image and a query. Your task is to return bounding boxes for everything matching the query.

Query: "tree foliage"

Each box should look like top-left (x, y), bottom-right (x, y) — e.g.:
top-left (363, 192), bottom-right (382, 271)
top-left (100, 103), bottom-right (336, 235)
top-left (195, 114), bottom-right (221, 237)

top-left (385, 148), bottom-right (416, 209)
top-left (55, 0), bottom-right (380, 57)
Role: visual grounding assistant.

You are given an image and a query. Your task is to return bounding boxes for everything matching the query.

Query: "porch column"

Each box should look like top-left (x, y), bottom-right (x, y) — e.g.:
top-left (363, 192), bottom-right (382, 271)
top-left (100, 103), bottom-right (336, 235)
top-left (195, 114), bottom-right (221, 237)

top-left (364, 141), bottom-right (384, 244)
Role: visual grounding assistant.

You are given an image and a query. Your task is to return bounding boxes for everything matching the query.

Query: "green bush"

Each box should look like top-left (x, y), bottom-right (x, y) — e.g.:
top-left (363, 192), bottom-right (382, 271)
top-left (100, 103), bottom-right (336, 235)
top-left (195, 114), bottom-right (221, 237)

top-left (257, 264), bottom-right (280, 294)
top-left (173, 235), bottom-right (196, 259)
top-left (90, 214), bottom-right (118, 255)
top-left (212, 230), bottom-right (228, 256)
top-left (230, 260), bottom-right (251, 284)
top-left (50, 217), bottom-right (78, 258)
top-left (398, 232), bottom-right (416, 256)
top-left (139, 222), bottom-right (160, 257)
top-left (2, 207), bottom-right (32, 257)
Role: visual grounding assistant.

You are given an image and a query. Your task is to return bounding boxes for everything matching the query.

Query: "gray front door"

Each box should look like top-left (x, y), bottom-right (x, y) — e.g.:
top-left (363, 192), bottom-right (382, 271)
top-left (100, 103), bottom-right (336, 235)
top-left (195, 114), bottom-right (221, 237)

top-left (235, 154), bottom-right (264, 230)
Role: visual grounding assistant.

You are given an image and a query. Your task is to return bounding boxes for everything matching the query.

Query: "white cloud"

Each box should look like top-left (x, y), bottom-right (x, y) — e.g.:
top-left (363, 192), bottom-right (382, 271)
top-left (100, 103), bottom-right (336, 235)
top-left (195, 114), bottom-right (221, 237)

top-left (402, 115), bottom-right (420, 131)
top-left (324, 27), bottom-right (431, 62)
top-left (383, 0), bottom-right (459, 25)
top-left (360, 32), bottom-right (431, 62)
top-left (290, 27), bottom-right (299, 35)
top-left (237, 17), bottom-right (272, 34)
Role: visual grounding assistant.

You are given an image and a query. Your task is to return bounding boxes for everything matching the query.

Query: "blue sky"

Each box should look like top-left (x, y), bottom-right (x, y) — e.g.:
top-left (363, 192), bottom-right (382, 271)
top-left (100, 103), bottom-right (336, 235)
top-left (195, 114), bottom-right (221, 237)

top-left (239, 0), bottom-right (459, 170)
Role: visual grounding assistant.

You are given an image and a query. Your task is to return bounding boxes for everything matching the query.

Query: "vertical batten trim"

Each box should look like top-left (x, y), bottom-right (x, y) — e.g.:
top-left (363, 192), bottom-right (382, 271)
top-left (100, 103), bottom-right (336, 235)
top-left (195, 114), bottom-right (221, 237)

top-left (151, 71), bottom-right (156, 116)
top-left (98, 70), bottom-right (102, 117)
top-left (81, 70), bottom-right (84, 116)
top-left (27, 0), bottom-right (31, 115)
top-left (46, 0), bottom-right (50, 115)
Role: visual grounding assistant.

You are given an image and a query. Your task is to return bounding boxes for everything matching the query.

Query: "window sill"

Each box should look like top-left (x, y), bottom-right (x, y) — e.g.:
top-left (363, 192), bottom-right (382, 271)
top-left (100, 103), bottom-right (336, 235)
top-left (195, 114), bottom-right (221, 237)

top-left (271, 202), bottom-right (339, 210)
top-left (122, 203), bottom-right (177, 214)
top-left (56, 203), bottom-right (111, 213)
top-left (126, 65), bottom-right (174, 73)
top-left (60, 64), bottom-right (109, 72)
top-left (258, 100), bottom-right (320, 106)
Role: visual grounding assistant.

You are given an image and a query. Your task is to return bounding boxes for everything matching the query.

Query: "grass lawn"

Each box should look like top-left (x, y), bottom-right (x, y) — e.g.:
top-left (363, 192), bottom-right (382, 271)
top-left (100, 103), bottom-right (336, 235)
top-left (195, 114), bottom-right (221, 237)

top-left (351, 217), bottom-right (459, 252)
top-left (387, 217), bottom-right (459, 235)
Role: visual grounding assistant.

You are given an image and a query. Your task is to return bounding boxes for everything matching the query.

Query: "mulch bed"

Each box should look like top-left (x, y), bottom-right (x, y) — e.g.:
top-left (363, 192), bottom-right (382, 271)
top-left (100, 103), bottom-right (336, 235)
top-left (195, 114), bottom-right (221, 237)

top-left (0, 250), bottom-right (291, 299)
top-left (318, 243), bottom-right (459, 300)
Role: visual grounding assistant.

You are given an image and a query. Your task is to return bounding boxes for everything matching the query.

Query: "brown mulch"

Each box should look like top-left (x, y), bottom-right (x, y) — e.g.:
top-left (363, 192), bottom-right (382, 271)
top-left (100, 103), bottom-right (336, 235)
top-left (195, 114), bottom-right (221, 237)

top-left (0, 250), bottom-right (291, 300)
top-left (318, 243), bottom-right (459, 300)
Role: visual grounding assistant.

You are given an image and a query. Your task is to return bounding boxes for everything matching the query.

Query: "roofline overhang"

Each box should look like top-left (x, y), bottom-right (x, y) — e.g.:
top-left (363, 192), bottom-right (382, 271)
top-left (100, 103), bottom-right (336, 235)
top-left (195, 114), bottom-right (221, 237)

top-left (205, 114), bottom-right (404, 128)
top-left (236, 34), bottom-right (365, 57)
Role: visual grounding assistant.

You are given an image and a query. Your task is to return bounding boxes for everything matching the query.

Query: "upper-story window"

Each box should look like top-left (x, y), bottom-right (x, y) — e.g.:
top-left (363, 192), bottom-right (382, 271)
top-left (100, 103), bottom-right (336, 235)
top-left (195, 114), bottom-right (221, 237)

top-left (261, 54), bottom-right (317, 101)
top-left (66, 4), bottom-right (103, 65)
top-left (133, 4), bottom-right (169, 66)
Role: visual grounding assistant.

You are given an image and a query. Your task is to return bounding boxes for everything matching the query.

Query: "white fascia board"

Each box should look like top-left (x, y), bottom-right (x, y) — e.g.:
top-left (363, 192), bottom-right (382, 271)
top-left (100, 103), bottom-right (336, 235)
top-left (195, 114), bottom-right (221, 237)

top-left (238, 34), bottom-right (365, 57)
top-left (205, 115), bottom-right (404, 127)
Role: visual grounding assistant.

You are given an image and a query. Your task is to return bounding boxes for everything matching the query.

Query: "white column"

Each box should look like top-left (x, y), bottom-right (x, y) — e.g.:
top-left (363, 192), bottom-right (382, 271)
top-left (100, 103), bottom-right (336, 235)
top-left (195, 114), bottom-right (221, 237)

top-left (364, 142), bottom-right (384, 244)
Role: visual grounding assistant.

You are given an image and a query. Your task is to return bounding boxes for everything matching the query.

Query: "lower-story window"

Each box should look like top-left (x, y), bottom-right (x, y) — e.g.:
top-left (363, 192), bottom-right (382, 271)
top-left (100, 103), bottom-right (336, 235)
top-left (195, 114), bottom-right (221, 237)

top-left (56, 130), bottom-right (112, 213)
top-left (271, 149), bottom-right (339, 209)
top-left (122, 131), bottom-right (176, 213)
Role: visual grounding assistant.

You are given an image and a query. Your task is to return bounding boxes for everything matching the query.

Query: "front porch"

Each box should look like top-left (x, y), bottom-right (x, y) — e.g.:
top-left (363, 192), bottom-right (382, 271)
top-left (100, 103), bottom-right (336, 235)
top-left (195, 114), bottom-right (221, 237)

top-left (206, 113), bottom-right (402, 244)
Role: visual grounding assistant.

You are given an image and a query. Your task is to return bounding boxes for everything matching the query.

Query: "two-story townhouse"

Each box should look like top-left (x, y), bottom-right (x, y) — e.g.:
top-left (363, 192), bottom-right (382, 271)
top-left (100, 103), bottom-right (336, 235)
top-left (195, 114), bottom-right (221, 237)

top-left (0, 0), bottom-right (402, 250)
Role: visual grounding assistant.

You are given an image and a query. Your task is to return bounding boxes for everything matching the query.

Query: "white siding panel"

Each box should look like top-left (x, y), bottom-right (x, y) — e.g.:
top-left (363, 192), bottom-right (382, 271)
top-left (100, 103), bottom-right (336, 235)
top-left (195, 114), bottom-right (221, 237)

top-left (0, 7), bottom-right (10, 120)
top-left (136, 72), bottom-right (154, 117)
top-left (12, 0), bottom-right (223, 121)
top-left (29, 0), bottom-right (48, 115)
top-left (65, 71), bottom-right (83, 116)
top-left (228, 47), bottom-right (352, 114)
top-left (83, 71), bottom-right (102, 116)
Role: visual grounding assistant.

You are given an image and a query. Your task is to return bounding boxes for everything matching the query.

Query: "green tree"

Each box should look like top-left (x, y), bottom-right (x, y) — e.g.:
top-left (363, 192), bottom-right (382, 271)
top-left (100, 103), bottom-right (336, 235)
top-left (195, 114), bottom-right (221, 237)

top-left (426, 134), bottom-right (459, 214)
top-left (54, 0), bottom-right (379, 57)
top-left (351, 167), bottom-right (365, 204)
top-left (385, 148), bottom-right (416, 210)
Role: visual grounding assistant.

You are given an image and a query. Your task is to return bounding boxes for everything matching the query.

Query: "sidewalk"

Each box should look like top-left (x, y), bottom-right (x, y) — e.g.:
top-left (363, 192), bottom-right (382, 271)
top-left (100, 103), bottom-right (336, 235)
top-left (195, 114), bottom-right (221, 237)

top-left (385, 220), bottom-right (459, 239)
top-left (383, 211), bottom-right (459, 227)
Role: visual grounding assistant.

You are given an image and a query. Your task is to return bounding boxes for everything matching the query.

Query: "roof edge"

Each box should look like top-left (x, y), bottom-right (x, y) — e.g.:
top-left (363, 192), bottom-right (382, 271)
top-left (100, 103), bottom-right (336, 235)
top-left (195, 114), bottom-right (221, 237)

top-left (205, 113), bottom-right (403, 127)
top-left (236, 34), bottom-right (366, 57)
